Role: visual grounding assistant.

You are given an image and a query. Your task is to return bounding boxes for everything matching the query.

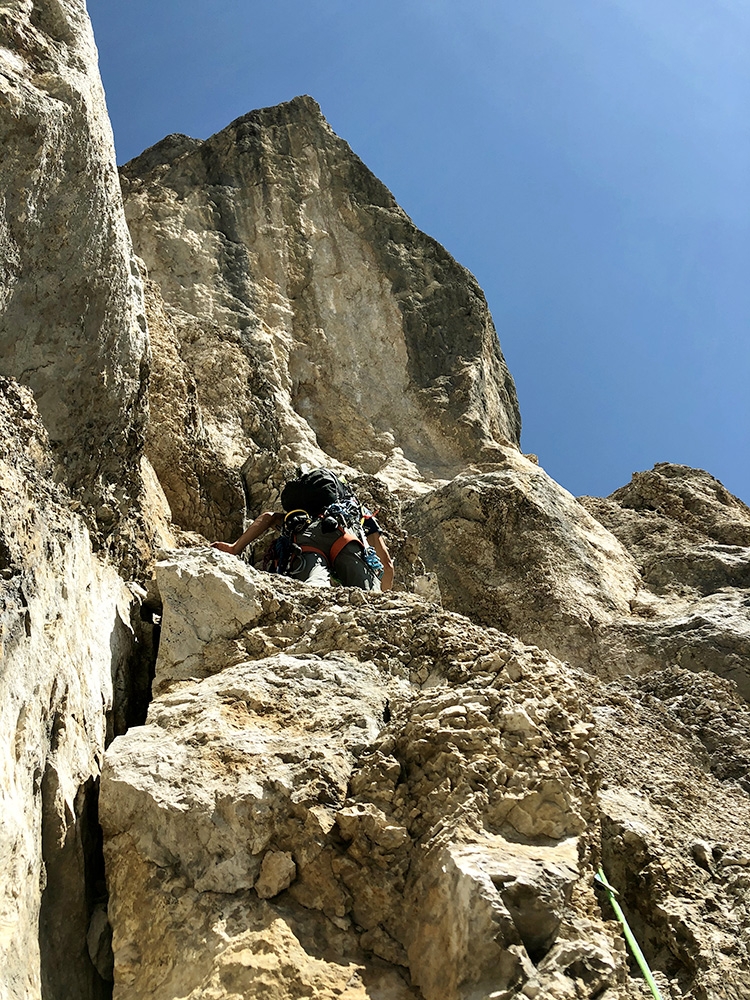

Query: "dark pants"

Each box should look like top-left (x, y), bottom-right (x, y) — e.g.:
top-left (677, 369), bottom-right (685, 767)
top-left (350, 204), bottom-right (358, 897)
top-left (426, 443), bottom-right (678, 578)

top-left (287, 520), bottom-right (380, 591)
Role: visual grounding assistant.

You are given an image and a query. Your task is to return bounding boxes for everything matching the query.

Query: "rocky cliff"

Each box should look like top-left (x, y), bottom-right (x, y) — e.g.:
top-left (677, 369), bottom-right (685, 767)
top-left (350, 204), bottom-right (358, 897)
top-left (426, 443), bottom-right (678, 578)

top-left (0, 0), bottom-right (153, 573)
top-left (2, 5), bottom-right (750, 1000)
top-left (98, 549), bottom-right (750, 1000)
top-left (119, 95), bottom-right (521, 538)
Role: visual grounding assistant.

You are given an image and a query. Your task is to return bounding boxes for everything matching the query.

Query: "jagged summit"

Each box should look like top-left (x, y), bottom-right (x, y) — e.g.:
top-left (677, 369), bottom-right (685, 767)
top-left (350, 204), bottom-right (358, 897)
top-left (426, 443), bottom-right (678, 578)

top-left (122, 95), bottom-right (366, 177)
top-left (2, 3), bottom-right (750, 999)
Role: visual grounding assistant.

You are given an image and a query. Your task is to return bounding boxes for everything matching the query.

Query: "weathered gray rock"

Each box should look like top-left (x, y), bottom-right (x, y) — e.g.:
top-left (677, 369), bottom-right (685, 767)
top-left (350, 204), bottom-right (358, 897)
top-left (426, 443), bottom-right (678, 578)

top-left (98, 541), bottom-right (750, 999)
top-left (150, 547), bottom-right (264, 691)
top-left (0, 376), bottom-right (139, 1000)
top-left (618, 588), bottom-right (750, 699)
top-left (119, 95), bottom-right (520, 534)
top-left (580, 463), bottom-right (750, 596)
top-left (582, 464), bottom-right (750, 694)
top-left (0, 0), bottom-right (150, 570)
top-left (0, 5), bottom-right (167, 996)
top-left (404, 451), bottom-right (641, 669)
top-left (100, 548), bottom-right (642, 1000)
top-left (139, 276), bottom-right (247, 540)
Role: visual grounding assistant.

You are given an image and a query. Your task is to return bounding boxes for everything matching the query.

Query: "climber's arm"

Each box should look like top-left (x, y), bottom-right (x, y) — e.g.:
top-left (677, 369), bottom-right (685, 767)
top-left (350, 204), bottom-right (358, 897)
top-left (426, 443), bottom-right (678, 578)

top-left (211, 511), bottom-right (284, 555)
top-left (370, 532), bottom-right (394, 592)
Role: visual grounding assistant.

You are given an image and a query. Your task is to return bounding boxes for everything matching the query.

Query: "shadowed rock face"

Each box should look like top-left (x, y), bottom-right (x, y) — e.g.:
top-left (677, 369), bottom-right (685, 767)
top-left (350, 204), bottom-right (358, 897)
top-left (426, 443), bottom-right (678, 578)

top-left (119, 95), bottom-right (521, 535)
top-left (0, 377), bottom-right (138, 1000)
top-left (0, 0), bottom-right (149, 569)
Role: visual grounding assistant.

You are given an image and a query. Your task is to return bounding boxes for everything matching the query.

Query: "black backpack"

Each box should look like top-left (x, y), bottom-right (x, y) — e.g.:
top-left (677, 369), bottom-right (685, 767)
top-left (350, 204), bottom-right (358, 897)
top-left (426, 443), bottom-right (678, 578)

top-left (280, 468), bottom-right (351, 517)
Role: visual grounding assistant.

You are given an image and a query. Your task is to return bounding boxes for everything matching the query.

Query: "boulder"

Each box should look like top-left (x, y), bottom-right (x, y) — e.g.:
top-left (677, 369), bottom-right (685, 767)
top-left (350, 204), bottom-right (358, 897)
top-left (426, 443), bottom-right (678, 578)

top-left (404, 452), bottom-right (641, 668)
top-left (580, 463), bottom-right (750, 597)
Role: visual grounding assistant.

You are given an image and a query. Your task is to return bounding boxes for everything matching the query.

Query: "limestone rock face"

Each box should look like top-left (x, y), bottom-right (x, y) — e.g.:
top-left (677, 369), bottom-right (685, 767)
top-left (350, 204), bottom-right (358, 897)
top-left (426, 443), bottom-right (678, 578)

top-left (404, 452), bottom-right (641, 668)
top-left (138, 278), bottom-right (247, 540)
top-left (0, 0), bottom-right (149, 569)
top-left (100, 550), bottom-right (620, 1000)
top-left (581, 464), bottom-right (750, 696)
top-left (0, 377), bottom-right (140, 1000)
top-left (119, 95), bottom-right (520, 534)
top-left (592, 665), bottom-right (750, 999)
top-left (99, 547), bottom-right (750, 1000)
top-left (581, 463), bottom-right (750, 596)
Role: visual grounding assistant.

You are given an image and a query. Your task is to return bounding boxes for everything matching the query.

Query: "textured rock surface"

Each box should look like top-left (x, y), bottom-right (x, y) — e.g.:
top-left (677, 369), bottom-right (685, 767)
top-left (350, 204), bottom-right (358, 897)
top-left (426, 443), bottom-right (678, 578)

top-left (119, 95), bottom-right (520, 535)
top-left (580, 463), bottom-right (750, 597)
top-left (581, 464), bottom-right (750, 695)
top-left (0, 377), bottom-right (141, 1000)
top-left (404, 451), bottom-right (641, 669)
top-left (592, 666), bottom-right (750, 1000)
top-left (100, 548), bottom-right (750, 1000)
top-left (0, 0), bottom-right (150, 570)
top-left (101, 550), bottom-right (623, 1000)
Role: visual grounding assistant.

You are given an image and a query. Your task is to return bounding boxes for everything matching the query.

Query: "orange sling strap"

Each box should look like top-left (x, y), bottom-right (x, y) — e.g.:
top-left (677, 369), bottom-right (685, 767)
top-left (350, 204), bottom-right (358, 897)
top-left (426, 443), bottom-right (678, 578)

top-left (299, 528), bottom-right (363, 567)
top-left (329, 529), bottom-right (363, 563)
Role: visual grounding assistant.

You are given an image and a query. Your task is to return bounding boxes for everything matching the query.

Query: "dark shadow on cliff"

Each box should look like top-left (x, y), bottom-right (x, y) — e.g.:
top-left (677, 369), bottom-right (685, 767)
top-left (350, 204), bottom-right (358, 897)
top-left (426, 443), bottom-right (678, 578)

top-left (39, 768), bottom-right (112, 1000)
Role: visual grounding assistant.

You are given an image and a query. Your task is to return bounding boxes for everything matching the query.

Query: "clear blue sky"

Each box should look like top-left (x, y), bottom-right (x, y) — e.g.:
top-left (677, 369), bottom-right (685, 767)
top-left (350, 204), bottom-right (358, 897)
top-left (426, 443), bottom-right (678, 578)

top-left (88, 0), bottom-right (750, 504)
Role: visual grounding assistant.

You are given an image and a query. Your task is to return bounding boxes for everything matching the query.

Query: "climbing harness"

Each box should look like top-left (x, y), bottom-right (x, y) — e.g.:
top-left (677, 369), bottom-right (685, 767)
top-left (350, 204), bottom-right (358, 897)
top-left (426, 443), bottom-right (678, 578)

top-left (298, 526), bottom-right (364, 568)
top-left (594, 868), bottom-right (664, 1000)
top-left (266, 468), bottom-right (384, 584)
top-left (263, 498), bottom-right (369, 578)
top-left (262, 510), bottom-right (310, 575)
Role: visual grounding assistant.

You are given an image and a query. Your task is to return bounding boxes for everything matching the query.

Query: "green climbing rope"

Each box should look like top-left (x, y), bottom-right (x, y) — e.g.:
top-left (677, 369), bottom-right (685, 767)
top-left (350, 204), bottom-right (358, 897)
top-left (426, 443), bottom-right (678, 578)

top-left (595, 868), bottom-right (665, 1000)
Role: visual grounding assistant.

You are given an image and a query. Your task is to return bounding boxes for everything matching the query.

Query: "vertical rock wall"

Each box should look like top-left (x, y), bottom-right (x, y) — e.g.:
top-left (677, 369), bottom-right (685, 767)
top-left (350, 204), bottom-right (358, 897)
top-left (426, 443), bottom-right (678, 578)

top-left (119, 96), bottom-right (521, 535)
top-left (0, 377), bottom-right (138, 1000)
top-left (0, 0), bottom-right (150, 570)
top-left (0, 4), bottom-right (154, 997)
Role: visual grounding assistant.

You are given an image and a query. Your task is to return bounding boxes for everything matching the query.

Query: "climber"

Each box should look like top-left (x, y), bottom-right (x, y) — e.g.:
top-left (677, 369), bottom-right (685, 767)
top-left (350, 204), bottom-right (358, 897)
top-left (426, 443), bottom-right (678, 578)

top-left (211, 467), bottom-right (394, 592)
